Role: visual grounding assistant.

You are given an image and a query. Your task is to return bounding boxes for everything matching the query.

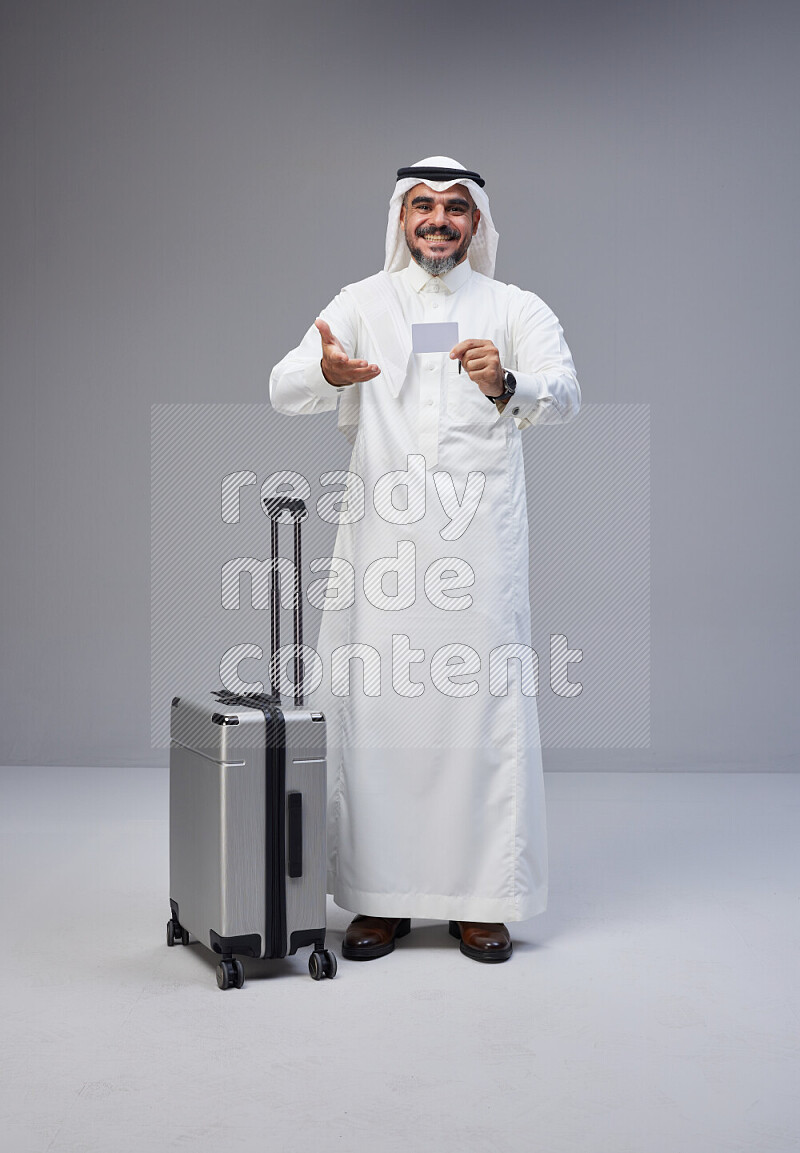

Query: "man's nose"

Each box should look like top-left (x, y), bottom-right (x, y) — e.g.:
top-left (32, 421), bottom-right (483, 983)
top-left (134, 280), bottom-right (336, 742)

top-left (430, 203), bottom-right (448, 226)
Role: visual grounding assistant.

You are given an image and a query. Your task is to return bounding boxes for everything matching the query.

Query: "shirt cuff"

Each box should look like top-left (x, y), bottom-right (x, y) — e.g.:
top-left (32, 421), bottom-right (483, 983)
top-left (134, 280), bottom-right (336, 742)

top-left (498, 370), bottom-right (561, 422)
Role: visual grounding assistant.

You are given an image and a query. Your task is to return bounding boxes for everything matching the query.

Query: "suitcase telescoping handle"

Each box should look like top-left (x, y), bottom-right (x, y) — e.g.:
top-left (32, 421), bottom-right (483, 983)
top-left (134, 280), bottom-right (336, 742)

top-left (262, 496), bottom-right (308, 707)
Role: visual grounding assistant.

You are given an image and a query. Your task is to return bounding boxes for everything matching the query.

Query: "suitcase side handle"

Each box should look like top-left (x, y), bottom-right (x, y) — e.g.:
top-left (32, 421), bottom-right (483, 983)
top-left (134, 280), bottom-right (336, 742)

top-left (287, 791), bottom-right (303, 878)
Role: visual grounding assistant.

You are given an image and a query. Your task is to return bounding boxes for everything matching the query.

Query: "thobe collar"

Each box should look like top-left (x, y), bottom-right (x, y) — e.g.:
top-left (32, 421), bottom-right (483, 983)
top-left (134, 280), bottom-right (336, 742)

top-left (403, 257), bottom-right (473, 295)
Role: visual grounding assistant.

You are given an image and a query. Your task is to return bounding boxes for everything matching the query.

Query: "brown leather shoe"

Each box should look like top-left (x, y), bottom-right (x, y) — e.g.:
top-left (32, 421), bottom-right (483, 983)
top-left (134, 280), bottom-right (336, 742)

top-left (341, 915), bottom-right (411, 960)
top-left (449, 920), bottom-right (513, 963)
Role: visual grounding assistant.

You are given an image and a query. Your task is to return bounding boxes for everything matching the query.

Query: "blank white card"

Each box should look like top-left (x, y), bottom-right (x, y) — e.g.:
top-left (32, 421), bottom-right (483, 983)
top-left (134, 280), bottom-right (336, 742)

top-left (411, 322), bottom-right (459, 354)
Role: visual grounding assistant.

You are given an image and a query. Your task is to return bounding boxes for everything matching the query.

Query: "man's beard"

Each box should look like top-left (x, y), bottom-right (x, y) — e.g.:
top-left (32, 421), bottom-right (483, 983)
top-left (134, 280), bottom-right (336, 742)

top-left (406, 224), bottom-right (472, 277)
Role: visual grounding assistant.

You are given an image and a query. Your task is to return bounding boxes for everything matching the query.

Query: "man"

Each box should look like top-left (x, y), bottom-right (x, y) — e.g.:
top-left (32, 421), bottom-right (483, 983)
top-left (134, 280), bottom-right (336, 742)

top-left (270, 157), bottom-right (580, 963)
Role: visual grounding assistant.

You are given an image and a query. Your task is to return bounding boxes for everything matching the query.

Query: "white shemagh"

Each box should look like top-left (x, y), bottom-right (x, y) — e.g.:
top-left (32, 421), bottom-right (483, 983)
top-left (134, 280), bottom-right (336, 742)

top-left (384, 155), bottom-right (499, 277)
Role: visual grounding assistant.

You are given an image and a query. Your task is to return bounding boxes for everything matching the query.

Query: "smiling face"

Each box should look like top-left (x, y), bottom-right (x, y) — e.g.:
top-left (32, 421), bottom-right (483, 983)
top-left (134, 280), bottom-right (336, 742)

top-left (400, 182), bottom-right (480, 276)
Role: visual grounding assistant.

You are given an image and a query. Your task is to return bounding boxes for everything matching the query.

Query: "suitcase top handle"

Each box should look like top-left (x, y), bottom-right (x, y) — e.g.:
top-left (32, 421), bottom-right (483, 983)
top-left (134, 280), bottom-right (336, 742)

top-left (262, 496), bottom-right (308, 523)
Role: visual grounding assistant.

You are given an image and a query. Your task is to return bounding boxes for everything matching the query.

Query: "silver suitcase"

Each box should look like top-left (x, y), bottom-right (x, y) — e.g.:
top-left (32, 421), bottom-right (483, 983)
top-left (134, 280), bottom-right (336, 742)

top-left (167, 497), bottom-right (336, 988)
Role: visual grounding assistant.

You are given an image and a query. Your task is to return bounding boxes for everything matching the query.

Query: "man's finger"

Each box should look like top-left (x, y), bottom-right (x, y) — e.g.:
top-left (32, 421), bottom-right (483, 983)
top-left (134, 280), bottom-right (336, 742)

top-left (349, 366), bottom-right (381, 382)
top-left (461, 353), bottom-right (495, 372)
top-left (450, 338), bottom-right (493, 359)
top-left (460, 358), bottom-right (498, 379)
top-left (332, 355), bottom-right (374, 372)
top-left (323, 360), bottom-right (381, 386)
top-left (315, 317), bottom-right (340, 347)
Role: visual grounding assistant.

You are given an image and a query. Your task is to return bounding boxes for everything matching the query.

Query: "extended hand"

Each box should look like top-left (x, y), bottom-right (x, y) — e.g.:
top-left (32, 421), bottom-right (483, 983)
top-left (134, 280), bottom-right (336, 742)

top-left (450, 339), bottom-right (505, 398)
top-left (315, 319), bottom-right (381, 387)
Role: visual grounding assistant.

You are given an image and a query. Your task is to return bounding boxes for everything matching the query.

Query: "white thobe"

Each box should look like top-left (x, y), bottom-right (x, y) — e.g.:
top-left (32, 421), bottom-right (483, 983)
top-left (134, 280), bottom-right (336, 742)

top-left (270, 258), bottom-right (580, 922)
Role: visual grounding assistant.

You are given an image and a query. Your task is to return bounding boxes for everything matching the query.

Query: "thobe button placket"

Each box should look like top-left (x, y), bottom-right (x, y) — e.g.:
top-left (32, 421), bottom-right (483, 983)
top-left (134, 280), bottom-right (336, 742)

top-left (418, 355), bottom-right (442, 468)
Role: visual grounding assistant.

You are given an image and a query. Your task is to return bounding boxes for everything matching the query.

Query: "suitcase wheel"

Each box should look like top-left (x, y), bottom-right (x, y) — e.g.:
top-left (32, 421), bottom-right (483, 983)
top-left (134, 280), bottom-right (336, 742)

top-left (309, 949), bottom-right (337, 981)
top-left (166, 920), bottom-right (190, 947)
top-left (216, 959), bottom-right (245, 990)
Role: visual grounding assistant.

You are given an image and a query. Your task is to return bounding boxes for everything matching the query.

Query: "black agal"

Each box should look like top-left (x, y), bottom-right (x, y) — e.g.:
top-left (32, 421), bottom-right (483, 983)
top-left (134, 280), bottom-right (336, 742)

top-left (396, 166), bottom-right (486, 188)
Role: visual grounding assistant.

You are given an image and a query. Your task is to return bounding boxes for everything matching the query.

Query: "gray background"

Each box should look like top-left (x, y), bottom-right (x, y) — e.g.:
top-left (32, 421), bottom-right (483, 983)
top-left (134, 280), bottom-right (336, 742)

top-left (2, 0), bottom-right (798, 770)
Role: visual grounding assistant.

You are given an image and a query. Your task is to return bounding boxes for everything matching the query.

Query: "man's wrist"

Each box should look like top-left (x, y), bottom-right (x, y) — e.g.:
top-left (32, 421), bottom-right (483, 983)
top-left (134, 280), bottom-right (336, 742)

top-left (487, 370), bottom-right (517, 405)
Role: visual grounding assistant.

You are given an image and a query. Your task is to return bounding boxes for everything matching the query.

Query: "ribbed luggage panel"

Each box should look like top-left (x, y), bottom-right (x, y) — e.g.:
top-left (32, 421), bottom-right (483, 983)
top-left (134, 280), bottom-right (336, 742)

top-left (170, 741), bottom-right (224, 943)
top-left (219, 752), bottom-right (268, 942)
top-left (284, 712), bottom-right (327, 947)
top-left (170, 698), bottom-right (267, 955)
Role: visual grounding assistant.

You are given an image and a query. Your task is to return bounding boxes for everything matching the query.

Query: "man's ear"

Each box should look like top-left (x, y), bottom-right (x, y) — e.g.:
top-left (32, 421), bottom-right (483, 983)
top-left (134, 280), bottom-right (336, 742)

top-left (472, 207), bottom-right (481, 233)
top-left (399, 202), bottom-right (406, 225)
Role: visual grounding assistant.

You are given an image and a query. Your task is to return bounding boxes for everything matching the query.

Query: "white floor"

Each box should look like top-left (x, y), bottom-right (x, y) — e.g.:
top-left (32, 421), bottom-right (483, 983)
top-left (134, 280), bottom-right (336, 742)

top-left (1, 768), bottom-right (798, 1153)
